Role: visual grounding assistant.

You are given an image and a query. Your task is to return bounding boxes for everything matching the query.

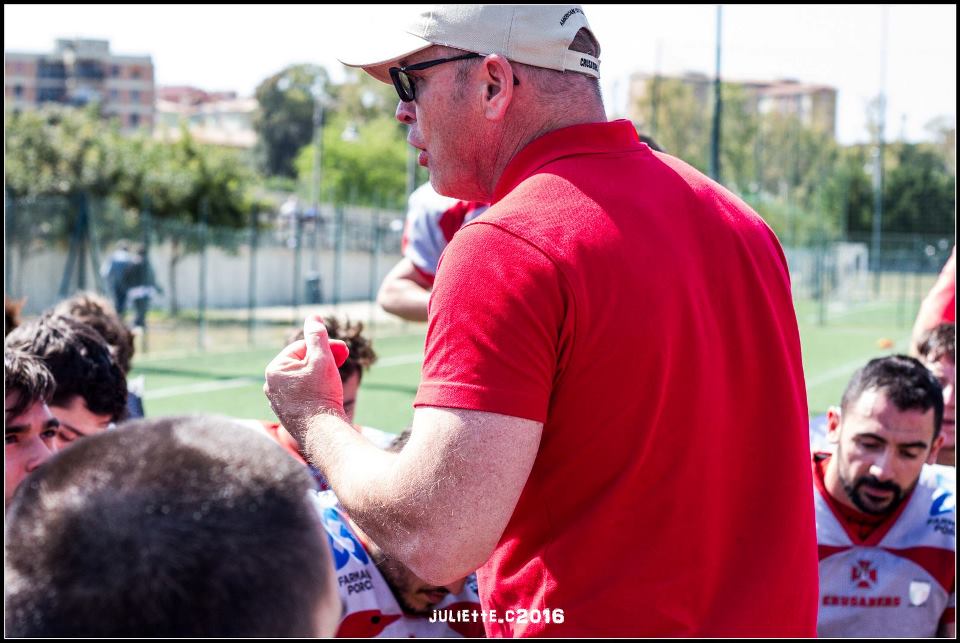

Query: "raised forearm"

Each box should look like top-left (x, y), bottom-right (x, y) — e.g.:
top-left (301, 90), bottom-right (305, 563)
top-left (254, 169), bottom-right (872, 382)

top-left (302, 411), bottom-right (503, 585)
top-left (377, 276), bottom-right (431, 322)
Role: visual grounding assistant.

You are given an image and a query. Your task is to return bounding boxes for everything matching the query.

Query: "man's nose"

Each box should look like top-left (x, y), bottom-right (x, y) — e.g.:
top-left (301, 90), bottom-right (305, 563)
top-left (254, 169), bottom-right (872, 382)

top-left (396, 100), bottom-right (416, 125)
top-left (867, 449), bottom-right (895, 481)
top-left (25, 440), bottom-right (55, 473)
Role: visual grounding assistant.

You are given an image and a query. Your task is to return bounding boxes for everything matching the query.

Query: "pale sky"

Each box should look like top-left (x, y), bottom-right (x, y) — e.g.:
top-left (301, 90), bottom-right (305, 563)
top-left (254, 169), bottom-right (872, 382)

top-left (4, 4), bottom-right (956, 145)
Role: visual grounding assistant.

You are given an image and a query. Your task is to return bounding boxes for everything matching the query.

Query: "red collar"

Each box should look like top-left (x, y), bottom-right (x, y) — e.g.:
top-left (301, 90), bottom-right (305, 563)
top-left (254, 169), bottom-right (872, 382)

top-left (812, 453), bottom-right (912, 546)
top-left (492, 119), bottom-right (643, 203)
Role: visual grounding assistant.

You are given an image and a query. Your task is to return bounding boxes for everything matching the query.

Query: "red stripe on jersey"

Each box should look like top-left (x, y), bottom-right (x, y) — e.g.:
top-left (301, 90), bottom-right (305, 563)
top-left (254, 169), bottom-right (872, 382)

top-left (940, 607), bottom-right (955, 626)
top-left (818, 544), bottom-right (852, 561)
top-left (882, 546), bottom-right (956, 593)
top-left (438, 201), bottom-right (482, 244)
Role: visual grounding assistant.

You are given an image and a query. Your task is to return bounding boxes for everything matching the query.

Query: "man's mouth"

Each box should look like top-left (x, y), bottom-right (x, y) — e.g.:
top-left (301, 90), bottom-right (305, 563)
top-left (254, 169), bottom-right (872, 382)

top-left (420, 589), bottom-right (449, 604)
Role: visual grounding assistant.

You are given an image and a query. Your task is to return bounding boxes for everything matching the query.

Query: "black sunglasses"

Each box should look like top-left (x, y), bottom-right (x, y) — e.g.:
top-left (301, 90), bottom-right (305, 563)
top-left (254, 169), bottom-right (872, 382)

top-left (389, 52), bottom-right (519, 103)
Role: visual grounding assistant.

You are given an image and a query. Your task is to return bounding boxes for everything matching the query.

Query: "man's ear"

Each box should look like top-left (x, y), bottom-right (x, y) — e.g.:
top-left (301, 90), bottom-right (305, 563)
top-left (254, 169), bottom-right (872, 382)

top-left (480, 54), bottom-right (516, 122)
top-left (927, 432), bottom-right (945, 465)
top-left (825, 406), bottom-right (842, 444)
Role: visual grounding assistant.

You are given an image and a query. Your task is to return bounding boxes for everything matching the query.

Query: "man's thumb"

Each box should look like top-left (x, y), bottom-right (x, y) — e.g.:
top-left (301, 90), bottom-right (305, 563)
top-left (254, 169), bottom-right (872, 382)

top-left (304, 315), bottom-right (349, 367)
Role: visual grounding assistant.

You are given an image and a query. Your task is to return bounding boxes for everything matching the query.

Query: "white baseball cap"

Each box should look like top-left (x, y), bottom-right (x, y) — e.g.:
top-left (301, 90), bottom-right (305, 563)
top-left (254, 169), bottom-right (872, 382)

top-left (338, 5), bottom-right (600, 83)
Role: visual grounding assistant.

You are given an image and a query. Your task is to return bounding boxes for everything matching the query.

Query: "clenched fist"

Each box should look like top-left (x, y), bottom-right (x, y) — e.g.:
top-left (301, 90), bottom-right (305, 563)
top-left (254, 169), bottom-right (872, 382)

top-left (264, 315), bottom-right (350, 442)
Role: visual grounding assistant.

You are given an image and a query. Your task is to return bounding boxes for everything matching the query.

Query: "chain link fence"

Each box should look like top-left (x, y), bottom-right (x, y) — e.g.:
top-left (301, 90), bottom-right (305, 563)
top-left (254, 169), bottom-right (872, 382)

top-left (5, 192), bottom-right (406, 353)
top-left (5, 191), bottom-right (953, 352)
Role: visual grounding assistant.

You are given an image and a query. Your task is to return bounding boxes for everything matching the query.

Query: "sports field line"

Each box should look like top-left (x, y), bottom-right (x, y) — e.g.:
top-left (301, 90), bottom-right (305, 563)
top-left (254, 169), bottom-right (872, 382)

top-left (144, 352), bottom-right (423, 400)
top-left (804, 337), bottom-right (908, 389)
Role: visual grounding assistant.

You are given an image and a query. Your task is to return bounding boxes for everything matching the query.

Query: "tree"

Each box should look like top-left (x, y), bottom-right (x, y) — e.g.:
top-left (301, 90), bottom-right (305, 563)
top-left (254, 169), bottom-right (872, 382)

top-left (253, 64), bottom-right (329, 178)
top-left (4, 104), bottom-right (125, 198)
top-left (882, 143), bottom-right (955, 235)
top-left (114, 128), bottom-right (255, 314)
top-left (632, 76), bottom-right (710, 172)
top-left (294, 111), bottom-right (408, 210)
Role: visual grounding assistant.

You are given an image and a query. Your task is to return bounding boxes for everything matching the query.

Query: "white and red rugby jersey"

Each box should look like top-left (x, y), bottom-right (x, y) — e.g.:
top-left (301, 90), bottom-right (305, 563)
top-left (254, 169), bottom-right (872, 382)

top-left (401, 183), bottom-right (488, 285)
top-left (814, 455), bottom-right (956, 637)
top-left (313, 491), bottom-right (484, 638)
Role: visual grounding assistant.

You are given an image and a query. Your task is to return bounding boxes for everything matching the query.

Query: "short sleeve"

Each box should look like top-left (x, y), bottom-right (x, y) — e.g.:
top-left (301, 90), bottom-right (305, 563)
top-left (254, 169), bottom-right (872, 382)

top-left (414, 222), bottom-right (567, 423)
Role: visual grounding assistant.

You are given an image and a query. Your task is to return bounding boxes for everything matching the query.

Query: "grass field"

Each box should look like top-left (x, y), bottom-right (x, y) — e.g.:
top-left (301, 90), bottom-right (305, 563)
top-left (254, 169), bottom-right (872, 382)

top-left (132, 298), bottom-right (917, 433)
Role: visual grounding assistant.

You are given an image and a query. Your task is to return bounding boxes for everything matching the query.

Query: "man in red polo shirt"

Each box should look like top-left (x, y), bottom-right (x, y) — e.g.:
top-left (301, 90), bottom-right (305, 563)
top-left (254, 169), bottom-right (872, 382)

top-left (265, 5), bottom-right (817, 636)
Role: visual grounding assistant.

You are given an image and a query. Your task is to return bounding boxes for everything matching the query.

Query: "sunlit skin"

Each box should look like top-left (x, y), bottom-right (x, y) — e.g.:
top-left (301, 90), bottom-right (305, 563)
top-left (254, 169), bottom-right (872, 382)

top-left (393, 46), bottom-right (515, 204)
top-left (825, 388), bottom-right (943, 516)
top-left (350, 517), bottom-right (467, 617)
top-left (924, 355), bottom-right (955, 466)
top-left (5, 393), bottom-right (59, 509)
top-left (50, 395), bottom-right (114, 450)
top-left (276, 372), bottom-right (362, 452)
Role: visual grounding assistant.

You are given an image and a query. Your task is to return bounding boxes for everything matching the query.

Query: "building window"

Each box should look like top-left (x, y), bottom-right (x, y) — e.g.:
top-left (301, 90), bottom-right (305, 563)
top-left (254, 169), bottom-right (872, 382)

top-left (110, 89), bottom-right (118, 101)
top-left (131, 68), bottom-right (141, 80)
top-left (14, 84), bottom-right (23, 98)
top-left (130, 113), bottom-right (140, 127)
top-left (131, 89), bottom-right (140, 103)
top-left (112, 64), bottom-right (121, 77)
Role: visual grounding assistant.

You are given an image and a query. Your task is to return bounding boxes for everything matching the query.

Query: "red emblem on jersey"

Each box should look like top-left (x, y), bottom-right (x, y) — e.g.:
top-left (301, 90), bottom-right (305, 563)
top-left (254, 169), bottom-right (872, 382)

top-left (851, 560), bottom-right (878, 589)
top-left (336, 610), bottom-right (403, 637)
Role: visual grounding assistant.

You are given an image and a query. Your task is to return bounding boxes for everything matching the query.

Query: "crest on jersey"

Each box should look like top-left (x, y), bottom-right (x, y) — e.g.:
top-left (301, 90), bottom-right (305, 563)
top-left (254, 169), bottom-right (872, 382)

top-left (909, 581), bottom-right (931, 606)
top-left (851, 560), bottom-right (878, 589)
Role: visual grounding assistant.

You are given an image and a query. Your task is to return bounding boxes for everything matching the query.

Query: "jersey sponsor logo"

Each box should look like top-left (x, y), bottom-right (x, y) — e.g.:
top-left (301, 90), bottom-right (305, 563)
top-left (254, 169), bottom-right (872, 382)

top-left (930, 490), bottom-right (955, 517)
top-left (851, 560), bottom-right (878, 589)
top-left (322, 507), bottom-right (370, 569)
top-left (338, 568), bottom-right (375, 595)
top-left (927, 515), bottom-right (956, 536)
top-left (909, 580), bottom-right (932, 606)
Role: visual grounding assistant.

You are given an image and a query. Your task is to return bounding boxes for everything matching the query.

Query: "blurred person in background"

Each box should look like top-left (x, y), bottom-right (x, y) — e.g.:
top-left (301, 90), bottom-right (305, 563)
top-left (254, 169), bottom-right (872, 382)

top-left (99, 239), bottom-right (134, 317)
top-left (917, 323), bottom-right (956, 467)
top-left (54, 291), bottom-right (145, 419)
top-left (814, 355), bottom-right (953, 637)
top-left (6, 313), bottom-right (127, 449)
top-left (911, 245), bottom-right (955, 356)
top-left (4, 415), bottom-right (342, 637)
top-left (121, 243), bottom-right (163, 330)
top-left (4, 348), bottom-right (59, 512)
top-left (378, 181), bottom-right (488, 322)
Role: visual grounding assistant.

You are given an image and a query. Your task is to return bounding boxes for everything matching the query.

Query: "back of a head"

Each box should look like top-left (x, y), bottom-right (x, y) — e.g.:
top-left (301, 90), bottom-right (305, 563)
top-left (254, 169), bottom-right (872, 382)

top-left (4, 312), bottom-right (127, 421)
top-left (917, 323), bottom-right (956, 364)
top-left (4, 415), bottom-right (333, 637)
top-left (841, 354), bottom-right (945, 438)
top-left (53, 292), bottom-right (135, 375)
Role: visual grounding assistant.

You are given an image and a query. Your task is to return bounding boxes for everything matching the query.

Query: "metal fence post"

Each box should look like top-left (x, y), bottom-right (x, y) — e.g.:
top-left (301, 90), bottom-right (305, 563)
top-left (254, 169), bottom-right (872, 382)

top-left (334, 204), bottom-right (344, 306)
top-left (293, 211), bottom-right (302, 323)
top-left (5, 191), bottom-right (15, 296)
top-left (198, 198), bottom-right (209, 351)
top-left (248, 206), bottom-right (258, 346)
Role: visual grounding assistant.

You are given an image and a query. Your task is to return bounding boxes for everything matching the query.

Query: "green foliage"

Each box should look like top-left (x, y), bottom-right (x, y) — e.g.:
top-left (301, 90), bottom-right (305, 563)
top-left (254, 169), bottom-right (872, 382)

top-left (4, 105), bottom-right (125, 198)
top-left (294, 112), bottom-right (408, 210)
top-left (632, 76), bottom-right (955, 244)
top-left (881, 143), bottom-right (956, 234)
top-left (253, 64), bottom-right (329, 178)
